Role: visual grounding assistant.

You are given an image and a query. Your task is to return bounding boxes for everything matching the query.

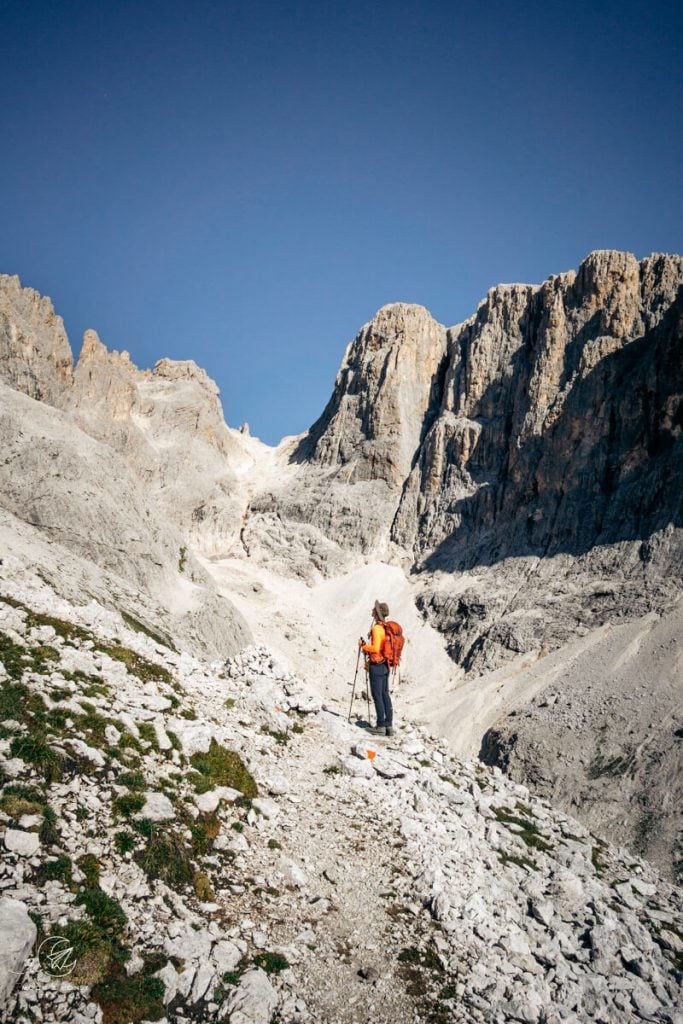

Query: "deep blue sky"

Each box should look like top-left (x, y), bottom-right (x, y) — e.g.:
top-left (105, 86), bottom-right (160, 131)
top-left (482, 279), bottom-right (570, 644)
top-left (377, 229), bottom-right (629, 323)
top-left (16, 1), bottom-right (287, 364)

top-left (2, 0), bottom-right (681, 444)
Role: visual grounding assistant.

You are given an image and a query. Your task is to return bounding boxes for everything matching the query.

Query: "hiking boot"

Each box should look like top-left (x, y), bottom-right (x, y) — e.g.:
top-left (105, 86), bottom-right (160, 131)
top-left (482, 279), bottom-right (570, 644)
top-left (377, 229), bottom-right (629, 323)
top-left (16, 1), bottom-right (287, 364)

top-left (385, 727), bottom-right (394, 737)
top-left (370, 726), bottom-right (386, 736)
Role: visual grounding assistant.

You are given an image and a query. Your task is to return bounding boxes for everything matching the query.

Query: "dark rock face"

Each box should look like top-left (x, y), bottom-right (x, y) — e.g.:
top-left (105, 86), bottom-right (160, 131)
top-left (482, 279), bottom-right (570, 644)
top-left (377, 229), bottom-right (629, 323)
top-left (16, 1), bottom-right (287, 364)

top-left (403, 252), bottom-right (683, 678)
top-left (394, 251), bottom-right (683, 572)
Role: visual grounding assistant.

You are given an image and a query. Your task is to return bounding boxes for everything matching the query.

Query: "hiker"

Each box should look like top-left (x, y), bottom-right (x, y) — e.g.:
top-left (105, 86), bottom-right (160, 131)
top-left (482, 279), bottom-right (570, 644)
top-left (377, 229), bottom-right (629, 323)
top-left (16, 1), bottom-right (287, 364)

top-left (360, 600), bottom-right (394, 737)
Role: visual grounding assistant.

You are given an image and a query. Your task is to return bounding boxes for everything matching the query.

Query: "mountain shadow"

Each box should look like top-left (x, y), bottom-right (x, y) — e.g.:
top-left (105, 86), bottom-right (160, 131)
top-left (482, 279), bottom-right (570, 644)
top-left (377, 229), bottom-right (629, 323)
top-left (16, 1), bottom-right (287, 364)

top-left (418, 286), bottom-right (683, 573)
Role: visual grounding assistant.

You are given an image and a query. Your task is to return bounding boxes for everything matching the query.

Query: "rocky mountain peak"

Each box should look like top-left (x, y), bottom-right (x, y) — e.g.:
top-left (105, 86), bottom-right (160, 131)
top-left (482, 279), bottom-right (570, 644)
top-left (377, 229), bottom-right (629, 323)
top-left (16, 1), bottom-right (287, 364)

top-left (153, 357), bottom-right (220, 396)
top-left (79, 327), bottom-right (116, 361)
top-left (0, 273), bottom-right (73, 405)
top-left (295, 301), bottom-right (448, 486)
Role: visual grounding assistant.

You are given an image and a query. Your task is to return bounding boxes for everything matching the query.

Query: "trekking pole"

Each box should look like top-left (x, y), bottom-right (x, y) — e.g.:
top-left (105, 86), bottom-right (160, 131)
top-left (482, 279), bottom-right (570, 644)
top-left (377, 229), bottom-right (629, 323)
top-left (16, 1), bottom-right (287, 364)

top-left (347, 644), bottom-right (362, 723)
top-left (365, 655), bottom-right (371, 725)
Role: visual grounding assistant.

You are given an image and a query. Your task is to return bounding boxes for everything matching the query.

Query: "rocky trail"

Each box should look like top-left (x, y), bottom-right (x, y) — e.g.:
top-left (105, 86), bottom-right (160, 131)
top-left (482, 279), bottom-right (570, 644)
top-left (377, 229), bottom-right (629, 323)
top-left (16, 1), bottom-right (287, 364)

top-left (1, 562), bottom-right (682, 1024)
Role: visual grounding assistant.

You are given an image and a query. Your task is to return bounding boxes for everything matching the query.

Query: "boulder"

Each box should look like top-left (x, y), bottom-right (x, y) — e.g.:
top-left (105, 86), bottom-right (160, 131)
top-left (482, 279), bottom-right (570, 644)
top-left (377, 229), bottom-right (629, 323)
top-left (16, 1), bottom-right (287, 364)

top-left (224, 968), bottom-right (278, 1024)
top-left (4, 828), bottom-right (40, 856)
top-left (139, 792), bottom-right (175, 822)
top-left (0, 898), bottom-right (36, 1007)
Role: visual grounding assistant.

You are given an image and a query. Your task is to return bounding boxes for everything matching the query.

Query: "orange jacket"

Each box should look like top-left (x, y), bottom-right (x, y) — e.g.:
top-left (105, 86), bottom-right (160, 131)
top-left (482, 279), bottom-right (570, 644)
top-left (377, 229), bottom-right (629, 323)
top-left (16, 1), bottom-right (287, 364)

top-left (362, 623), bottom-right (386, 662)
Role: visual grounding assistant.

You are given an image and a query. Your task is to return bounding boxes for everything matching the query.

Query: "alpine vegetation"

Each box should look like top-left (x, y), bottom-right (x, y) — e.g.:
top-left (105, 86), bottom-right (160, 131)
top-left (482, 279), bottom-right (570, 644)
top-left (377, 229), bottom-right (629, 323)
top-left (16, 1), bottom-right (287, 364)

top-left (1, 572), bottom-right (682, 1024)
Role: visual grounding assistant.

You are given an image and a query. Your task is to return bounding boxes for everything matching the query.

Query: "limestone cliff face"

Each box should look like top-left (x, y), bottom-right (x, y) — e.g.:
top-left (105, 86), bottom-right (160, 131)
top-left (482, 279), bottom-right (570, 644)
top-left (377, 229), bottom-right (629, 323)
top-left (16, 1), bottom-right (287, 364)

top-left (270, 253), bottom-right (682, 647)
top-left (0, 274), bottom-right (73, 405)
top-left (296, 303), bottom-right (448, 487)
top-left (393, 251), bottom-right (683, 571)
top-left (0, 382), bottom-right (251, 658)
top-left (383, 252), bottom-right (683, 684)
top-left (68, 330), bottom-right (261, 557)
top-left (0, 280), bottom-right (254, 657)
top-left (239, 303), bottom-right (449, 577)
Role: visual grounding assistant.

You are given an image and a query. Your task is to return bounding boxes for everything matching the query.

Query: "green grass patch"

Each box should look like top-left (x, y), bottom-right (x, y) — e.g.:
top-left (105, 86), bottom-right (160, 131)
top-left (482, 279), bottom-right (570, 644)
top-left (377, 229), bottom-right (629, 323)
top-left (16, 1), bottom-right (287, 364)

top-left (91, 968), bottom-right (165, 1024)
top-left (166, 730), bottom-right (182, 753)
top-left (72, 706), bottom-right (115, 749)
top-left (396, 944), bottom-right (447, 1010)
top-left (51, 885), bottom-right (128, 988)
top-left (77, 854), bottom-right (101, 889)
top-left (253, 952), bottom-right (290, 974)
top-left (10, 732), bottom-right (64, 783)
top-left (134, 827), bottom-right (194, 888)
top-left (398, 947), bottom-right (442, 972)
top-left (0, 634), bottom-right (30, 681)
top-left (32, 855), bottom-right (73, 887)
top-left (97, 643), bottom-right (173, 686)
top-left (29, 645), bottom-right (60, 671)
top-left (213, 968), bottom-right (245, 1003)
top-left (492, 806), bottom-right (552, 852)
top-left (51, 918), bottom-right (129, 986)
top-left (0, 676), bottom-right (46, 720)
top-left (136, 722), bottom-right (160, 751)
top-left (258, 724), bottom-right (286, 749)
top-left (117, 770), bottom-right (146, 791)
top-left (120, 611), bottom-right (175, 652)
top-left (112, 793), bottom-right (146, 818)
top-left (267, 838), bottom-right (282, 850)
top-left (498, 850), bottom-right (538, 872)
top-left (1, 597), bottom-right (94, 646)
top-left (76, 888), bottom-right (127, 935)
top-left (189, 814), bottom-right (221, 856)
top-left (114, 831), bottom-right (138, 855)
top-left (0, 792), bottom-right (45, 818)
top-left (221, 970), bottom-right (242, 985)
top-left (40, 805), bottom-right (59, 845)
top-left (60, 670), bottom-right (111, 699)
top-left (45, 707), bottom-right (69, 730)
top-left (132, 817), bottom-right (154, 839)
top-left (189, 740), bottom-right (257, 797)
top-left (2, 782), bottom-right (46, 802)
top-left (116, 731), bottom-right (144, 754)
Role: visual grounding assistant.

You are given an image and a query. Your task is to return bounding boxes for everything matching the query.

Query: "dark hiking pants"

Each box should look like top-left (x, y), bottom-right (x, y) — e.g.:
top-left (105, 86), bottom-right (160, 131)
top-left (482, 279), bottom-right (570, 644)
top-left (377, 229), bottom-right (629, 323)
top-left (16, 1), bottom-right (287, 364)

top-left (369, 662), bottom-right (393, 727)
